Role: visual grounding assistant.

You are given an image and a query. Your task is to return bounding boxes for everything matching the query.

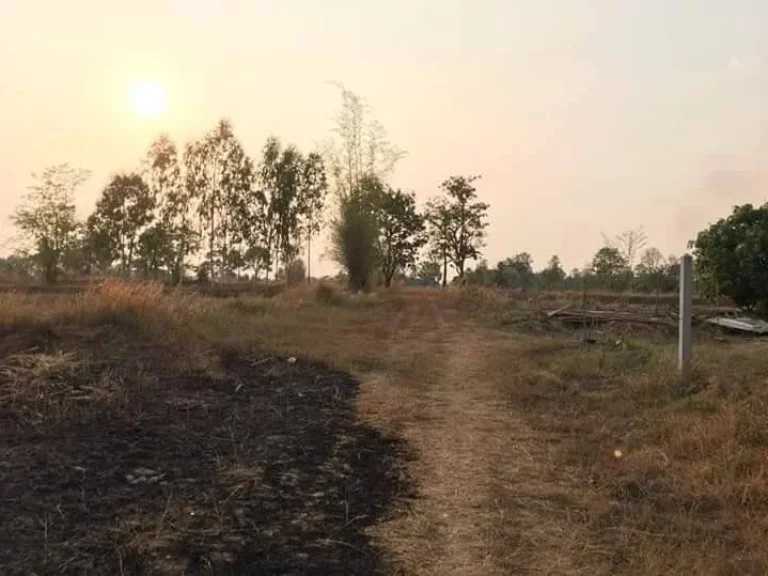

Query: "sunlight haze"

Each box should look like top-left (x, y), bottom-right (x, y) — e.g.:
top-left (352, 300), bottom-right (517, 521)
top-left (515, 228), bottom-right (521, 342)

top-left (1, 0), bottom-right (767, 274)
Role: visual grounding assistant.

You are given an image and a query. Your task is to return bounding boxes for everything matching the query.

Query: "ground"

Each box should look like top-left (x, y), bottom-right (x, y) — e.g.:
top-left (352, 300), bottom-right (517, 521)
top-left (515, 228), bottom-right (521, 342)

top-left (2, 283), bottom-right (768, 574)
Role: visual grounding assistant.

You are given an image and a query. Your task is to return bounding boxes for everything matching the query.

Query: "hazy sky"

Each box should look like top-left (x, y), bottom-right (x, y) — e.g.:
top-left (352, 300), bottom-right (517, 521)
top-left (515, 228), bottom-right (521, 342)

top-left (2, 0), bottom-right (768, 274)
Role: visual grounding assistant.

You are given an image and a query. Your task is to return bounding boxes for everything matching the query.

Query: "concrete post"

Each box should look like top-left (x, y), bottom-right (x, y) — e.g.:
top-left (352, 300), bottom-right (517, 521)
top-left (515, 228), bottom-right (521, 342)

top-left (678, 254), bottom-right (693, 378)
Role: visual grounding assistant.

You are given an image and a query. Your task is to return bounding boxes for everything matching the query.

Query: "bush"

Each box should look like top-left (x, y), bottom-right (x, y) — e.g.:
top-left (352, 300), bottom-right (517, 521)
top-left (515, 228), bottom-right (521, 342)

top-left (331, 191), bottom-right (379, 292)
top-left (693, 204), bottom-right (768, 314)
top-left (285, 259), bottom-right (306, 286)
top-left (315, 283), bottom-right (345, 305)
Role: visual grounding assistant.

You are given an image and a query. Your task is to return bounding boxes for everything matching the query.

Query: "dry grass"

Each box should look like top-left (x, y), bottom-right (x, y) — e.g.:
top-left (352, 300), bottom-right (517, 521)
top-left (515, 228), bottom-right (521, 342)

top-left (2, 280), bottom-right (768, 574)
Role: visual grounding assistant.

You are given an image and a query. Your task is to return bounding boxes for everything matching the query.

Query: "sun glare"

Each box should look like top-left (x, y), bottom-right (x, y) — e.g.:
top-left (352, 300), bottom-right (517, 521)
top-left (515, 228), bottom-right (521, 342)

top-left (129, 82), bottom-right (167, 119)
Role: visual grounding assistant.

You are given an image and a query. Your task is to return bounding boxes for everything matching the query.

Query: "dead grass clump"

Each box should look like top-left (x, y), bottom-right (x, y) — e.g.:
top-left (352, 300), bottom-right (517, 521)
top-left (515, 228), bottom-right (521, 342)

top-left (314, 282), bottom-right (346, 306)
top-left (226, 295), bottom-right (272, 316)
top-left (75, 280), bottom-right (164, 323)
top-left (0, 350), bottom-right (97, 424)
top-left (62, 280), bottom-right (209, 329)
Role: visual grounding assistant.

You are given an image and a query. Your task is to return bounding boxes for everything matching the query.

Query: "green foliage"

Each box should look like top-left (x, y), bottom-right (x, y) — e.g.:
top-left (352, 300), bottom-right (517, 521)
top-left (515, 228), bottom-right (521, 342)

top-left (89, 173), bottom-right (154, 276)
top-left (11, 164), bottom-right (88, 283)
top-left (496, 253), bottom-right (534, 290)
top-left (284, 259), bottom-right (307, 286)
top-left (591, 246), bottom-right (629, 290)
top-left (692, 203), bottom-right (768, 313)
top-left (411, 260), bottom-right (442, 286)
top-left (146, 134), bottom-right (197, 284)
top-left (0, 250), bottom-right (37, 280)
top-left (540, 255), bottom-right (566, 289)
top-left (426, 175), bottom-right (489, 284)
top-left (185, 120), bottom-right (253, 280)
top-left (633, 248), bottom-right (678, 294)
top-left (331, 177), bottom-right (381, 292)
top-left (374, 187), bottom-right (426, 287)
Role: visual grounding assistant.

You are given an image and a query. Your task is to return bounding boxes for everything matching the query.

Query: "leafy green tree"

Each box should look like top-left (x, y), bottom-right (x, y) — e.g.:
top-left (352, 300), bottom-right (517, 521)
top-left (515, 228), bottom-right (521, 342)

top-left (90, 173), bottom-right (154, 276)
top-left (243, 245), bottom-right (270, 280)
top-left (591, 246), bottom-right (629, 290)
top-left (186, 120), bottom-right (253, 281)
top-left (135, 224), bottom-right (175, 279)
top-left (283, 258), bottom-right (307, 286)
top-left (412, 259), bottom-right (442, 286)
top-left (331, 176), bottom-right (381, 291)
top-left (258, 137), bottom-right (310, 276)
top-left (145, 135), bottom-right (197, 284)
top-left (540, 255), bottom-right (566, 289)
top-left (426, 175), bottom-right (489, 284)
top-left (496, 252), bottom-right (534, 290)
top-left (0, 250), bottom-right (37, 280)
top-left (464, 259), bottom-right (495, 285)
top-left (299, 152), bottom-right (329, 283)
top-left (692, 203), bottom-right (768, 313)
top-left (11, 164), bottom-right (88, 283)
top-left (634, 247), bottom-right (665, 293)
top-left (424, 196), bottom-right (453, 287)
top-left (374, 187), bottom-right (426, 287)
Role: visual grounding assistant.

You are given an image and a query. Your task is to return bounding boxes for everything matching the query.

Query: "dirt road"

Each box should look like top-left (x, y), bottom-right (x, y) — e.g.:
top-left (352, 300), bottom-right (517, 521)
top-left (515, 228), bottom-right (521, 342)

top-left (359, 293), bottom-right (605, 575)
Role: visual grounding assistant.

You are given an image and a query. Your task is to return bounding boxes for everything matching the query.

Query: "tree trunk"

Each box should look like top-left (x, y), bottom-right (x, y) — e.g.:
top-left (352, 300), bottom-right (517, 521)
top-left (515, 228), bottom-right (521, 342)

top-left (307, 232), bottom-right (312, 285)
top-left (442, 252), bottom-right (448, 288)
top-left (209, 203), bottom-right (216, 283)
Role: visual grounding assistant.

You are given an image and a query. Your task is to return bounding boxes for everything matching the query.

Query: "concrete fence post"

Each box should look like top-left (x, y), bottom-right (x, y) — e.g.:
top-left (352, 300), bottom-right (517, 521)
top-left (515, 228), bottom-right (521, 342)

top-left (678, 254), bottom-right (693, 378)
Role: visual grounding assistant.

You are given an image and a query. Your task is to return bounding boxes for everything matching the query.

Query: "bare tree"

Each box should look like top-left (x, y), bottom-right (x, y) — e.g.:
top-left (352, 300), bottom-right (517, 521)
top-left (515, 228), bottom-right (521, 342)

top-left (614, 227), bottom-right (647, 269)
top-left (325, 85), bottom-right (405, 200)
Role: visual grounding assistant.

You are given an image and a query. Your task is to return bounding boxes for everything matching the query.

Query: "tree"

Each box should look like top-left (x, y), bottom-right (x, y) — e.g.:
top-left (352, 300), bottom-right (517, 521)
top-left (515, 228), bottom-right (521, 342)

top-left (299, 152), bottom-right (329, 283)
top-left (591, 246), bottom-right (629, 290)
top-left (135, 224), bottom-right (175, 279)
top-left (375, 187), bottom-right (426, 287)
top-left (465, 259), bottom-right (494, 285)
top-left (0, 250), bottom-right (36, 280)
top-left (412, 259), bottom-right (442, 286)
top-left (257, 137), bottom-right (312, 277)
top-left (606, 227), bottom-right (647, 270)
top-left (494, 253), bottom-right (534, 289)
top-left (11, 164), bottom-right (88, 283)
top-left (635, 247), bottom-right (665, 294)
top-left (424, 196), bottom-right (453, 287)
top-left (331, 175), bottom-right (381, 291)
top-left (692, 203), bottom-right (768, 313)
top-left (242, 245), bottom-right (270, 280)
top-left (326, 85), bottom-right (404, 199)
top-left (284, 258), bottom-right (307, 286)
top-left (540, 255), bottom-right (566, 289)
top-left (145, 134), bottom-right (196, 284)
top-left (90, 173), bottom-right (154, 276)
top-left (426, 175), bottom-right (489, 283)
top-left (186, 120), bottom-right (253, 281)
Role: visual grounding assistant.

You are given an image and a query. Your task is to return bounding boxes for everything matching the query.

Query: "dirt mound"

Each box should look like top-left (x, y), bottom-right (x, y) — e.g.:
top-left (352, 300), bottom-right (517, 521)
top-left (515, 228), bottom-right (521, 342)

top-left (0, 332), bottom-right (411, 575)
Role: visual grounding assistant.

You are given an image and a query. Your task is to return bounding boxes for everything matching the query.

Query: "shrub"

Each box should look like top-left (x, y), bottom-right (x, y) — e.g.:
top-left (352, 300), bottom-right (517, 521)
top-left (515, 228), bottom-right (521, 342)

top-left (331, 182), bottom-right (380, 292)
top-left (285, 259), bottom-right (307, 286)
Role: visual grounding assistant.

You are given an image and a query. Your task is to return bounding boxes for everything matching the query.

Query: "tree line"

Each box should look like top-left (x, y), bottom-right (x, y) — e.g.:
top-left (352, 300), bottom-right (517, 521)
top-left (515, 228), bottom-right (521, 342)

top-left (4, 88), bottom-right (491, 289)
top-left (459, 227), bottom-right (680, 296)
top-left (6, 85), bottom-right (762, 312)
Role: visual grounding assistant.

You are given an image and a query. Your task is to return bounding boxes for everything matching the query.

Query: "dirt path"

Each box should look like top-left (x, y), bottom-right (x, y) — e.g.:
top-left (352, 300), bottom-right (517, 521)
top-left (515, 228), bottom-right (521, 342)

top-left (360, 295), bottom-right (602, 575)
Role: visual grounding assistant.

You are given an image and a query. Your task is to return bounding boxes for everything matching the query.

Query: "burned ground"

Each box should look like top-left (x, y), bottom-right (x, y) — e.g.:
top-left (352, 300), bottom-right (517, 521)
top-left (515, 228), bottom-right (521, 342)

top-left (0, 326), bottom-right (412, 575)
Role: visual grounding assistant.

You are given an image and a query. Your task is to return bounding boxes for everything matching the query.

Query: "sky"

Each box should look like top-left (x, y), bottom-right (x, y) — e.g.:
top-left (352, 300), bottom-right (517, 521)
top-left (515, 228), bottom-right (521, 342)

top-left (1, 0), bottom-right (768, 274)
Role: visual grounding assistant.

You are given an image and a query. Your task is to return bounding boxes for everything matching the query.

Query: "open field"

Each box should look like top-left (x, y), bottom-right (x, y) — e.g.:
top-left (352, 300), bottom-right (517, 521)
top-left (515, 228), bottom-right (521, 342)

top-left (2, 282), bottom-right (768, 574)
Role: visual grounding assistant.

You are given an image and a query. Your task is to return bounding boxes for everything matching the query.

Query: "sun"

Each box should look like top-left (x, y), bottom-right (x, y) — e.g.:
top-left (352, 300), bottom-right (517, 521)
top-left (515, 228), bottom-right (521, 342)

top-left (129, 82), bottom-right (167, 119)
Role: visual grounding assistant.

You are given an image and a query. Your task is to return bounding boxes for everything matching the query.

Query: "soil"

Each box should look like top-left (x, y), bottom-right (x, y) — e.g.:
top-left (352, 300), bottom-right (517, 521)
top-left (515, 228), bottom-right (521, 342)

top-left (0, 327), bottom-right (411, 575)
